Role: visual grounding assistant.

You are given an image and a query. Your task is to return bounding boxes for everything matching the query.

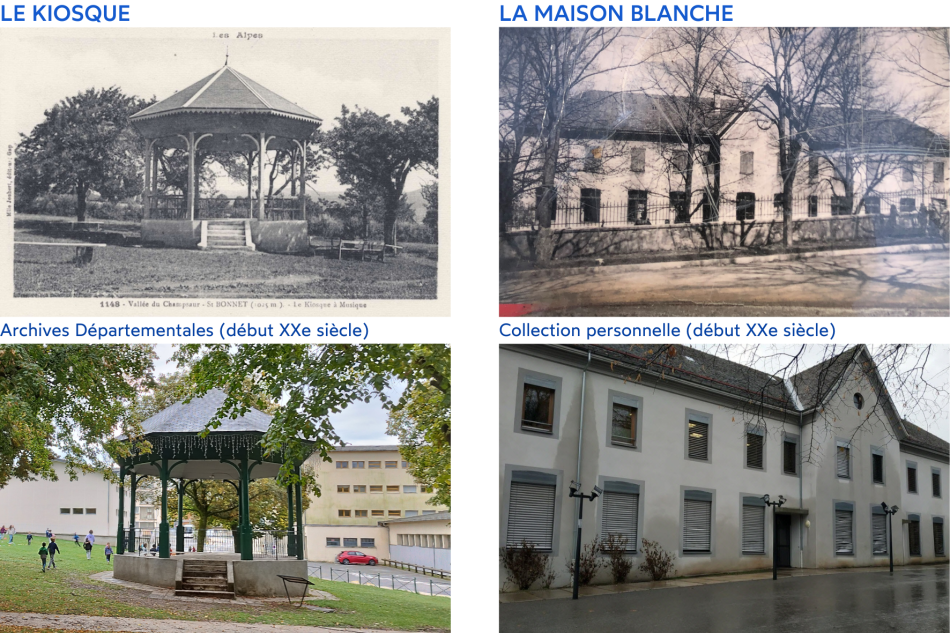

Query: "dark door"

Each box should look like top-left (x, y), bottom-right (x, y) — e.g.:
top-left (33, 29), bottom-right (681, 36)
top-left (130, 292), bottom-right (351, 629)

top-left (776, 514), bottom-right (792, 568)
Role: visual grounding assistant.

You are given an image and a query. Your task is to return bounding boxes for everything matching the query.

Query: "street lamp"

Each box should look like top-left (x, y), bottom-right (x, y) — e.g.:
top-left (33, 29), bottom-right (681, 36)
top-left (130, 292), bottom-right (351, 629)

top-left (762, 494), bottom-right (786, 580)
top-left (568, 481), bottom-right (602, 600)
top-left (881, 502), bottom-right (900, 573)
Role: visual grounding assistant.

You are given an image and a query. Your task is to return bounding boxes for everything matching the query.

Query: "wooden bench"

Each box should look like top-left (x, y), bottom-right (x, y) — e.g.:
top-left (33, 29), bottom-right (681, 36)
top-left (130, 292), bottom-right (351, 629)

top-left (15, 241), bottom-right (108, 267)
top-left (335, 239), bottom-right (384, 262)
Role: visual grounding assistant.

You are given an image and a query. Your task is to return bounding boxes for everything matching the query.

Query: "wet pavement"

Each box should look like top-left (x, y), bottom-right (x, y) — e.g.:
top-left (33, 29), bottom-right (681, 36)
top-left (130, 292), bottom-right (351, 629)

top-left (500, 566), bottom-right (949, 633)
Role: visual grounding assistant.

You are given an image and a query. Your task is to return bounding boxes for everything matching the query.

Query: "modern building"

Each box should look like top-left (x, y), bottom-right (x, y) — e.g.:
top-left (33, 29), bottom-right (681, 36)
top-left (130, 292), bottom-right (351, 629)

top-left (0, 459), bottom-right (130, 540)
top-left (303, 445), bottom-right (450, 566)
top-left (499, 344), bottom-right (948, 591)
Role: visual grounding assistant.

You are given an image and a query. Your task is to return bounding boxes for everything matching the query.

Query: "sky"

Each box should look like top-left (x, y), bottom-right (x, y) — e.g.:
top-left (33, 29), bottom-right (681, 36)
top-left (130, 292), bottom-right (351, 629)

top-left (152, 344), bottom-right (399, 446)
top-left (7, 28), bottom-right (441, 194)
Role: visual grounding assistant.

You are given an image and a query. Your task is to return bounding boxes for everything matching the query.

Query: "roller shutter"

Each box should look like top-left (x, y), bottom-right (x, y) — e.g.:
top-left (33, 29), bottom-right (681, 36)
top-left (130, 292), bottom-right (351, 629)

top-left (602, 491), bottom-right (639, 552)
top-left (688, 421), bottom-right (709, 460)
top-left (835, 509), bottom-right (853, 554)
top-left (683, 498), bottom-right (712, 553)
top-left (746, 433), bottom-right (764, 469)
top-left (741, 504), bottom-right (765, 554)
top-left (934, 520), bottom-right (945, 557)
top-left (909, 519), bottom-right (921, 556)
top-left (507, 481), bottom-right (556, 551)
top-left (872, 513), bottom-right (887, 554)
top-left (836, 446), bottom-right (850, 478)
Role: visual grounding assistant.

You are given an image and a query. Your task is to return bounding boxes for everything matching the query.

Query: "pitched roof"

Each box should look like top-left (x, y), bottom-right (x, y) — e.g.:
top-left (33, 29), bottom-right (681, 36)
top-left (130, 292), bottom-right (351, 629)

top-left (138, 388), bottom-right (272, 434)
top-left (332, 445), bottom-right (401, 453)
top-left (131, 65), bottom-right (320, 123)
top-left (379, 511), bottom-right (450, 524)
top-left (899, 419), bottom-right (950, 457)
top-left (808, 106), bottom-right (949, 155)
top-left (788, 347), bottom-right (863, 410)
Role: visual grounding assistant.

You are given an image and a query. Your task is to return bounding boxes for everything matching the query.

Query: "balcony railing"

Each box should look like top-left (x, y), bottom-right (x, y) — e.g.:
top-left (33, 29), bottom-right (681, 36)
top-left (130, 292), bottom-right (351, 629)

top-left (148, 196), bottom-right (305, 221)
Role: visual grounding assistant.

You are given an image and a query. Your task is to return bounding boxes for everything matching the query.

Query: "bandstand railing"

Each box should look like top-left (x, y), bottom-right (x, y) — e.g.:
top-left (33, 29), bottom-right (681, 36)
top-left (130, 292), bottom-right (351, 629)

top-left (147, 196), bottom-right (304, 221)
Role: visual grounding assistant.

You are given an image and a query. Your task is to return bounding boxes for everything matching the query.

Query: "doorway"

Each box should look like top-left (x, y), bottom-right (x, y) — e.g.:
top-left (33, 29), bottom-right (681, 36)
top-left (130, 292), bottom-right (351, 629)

top-left (776, 514), bottom-right (792, 567)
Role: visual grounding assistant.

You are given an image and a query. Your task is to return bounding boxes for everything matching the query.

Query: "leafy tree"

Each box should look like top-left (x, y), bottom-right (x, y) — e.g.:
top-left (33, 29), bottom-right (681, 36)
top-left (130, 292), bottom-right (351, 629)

top-left (0, 345), bottom-right (155, 488)
top-left (323, 98), bottom-right (438, 246)
top-left (387, 382), bottom-right (451, 508)
top-left (421, 181), bottom-right (438, 238)
top-left (15, 87), bottom-right (154, 221)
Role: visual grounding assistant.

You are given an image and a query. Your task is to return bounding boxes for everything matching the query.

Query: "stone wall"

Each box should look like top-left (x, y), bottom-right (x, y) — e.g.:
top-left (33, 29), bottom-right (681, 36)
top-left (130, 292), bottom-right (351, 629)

top-left (249, 220), bottom-right (309, 253)
top-left (141, 220), bottom-right (202, 249)
top-left (232, 559), bottom-right (310, 597)
top-left (113, 554), bottom-right (179, 588)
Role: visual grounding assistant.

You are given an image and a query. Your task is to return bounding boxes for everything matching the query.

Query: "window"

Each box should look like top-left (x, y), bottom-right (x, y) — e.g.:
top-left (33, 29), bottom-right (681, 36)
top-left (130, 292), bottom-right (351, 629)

top-left (686, 413), bottom-right (710, 461)
top-left (670, 191), bottom-right (688, 224)
top-left (836, 443), bottom-right (850, 479)
top-left (831, 195), bottom-right (852, 216)
top-left (610, 395), bottom-right (639, 449)
top-left (522, 382), bottom-right (555, 434)
top-left (935, 161), bottom-right (946, 184)
top-left (872, 452), bottom-right (884, 485)
top-left (85, 508), bottom-right (96, 515)
top-left (60, 508), bottom-right (70, 514)
top-left (627, 189), bottom-right (648, 224)
top-left (352, 461), bottom-right (365, 469)
top-left (403, 485), bottom-right (417, 493)
top-left (338, 510), bottom-right (351, 518)
top-left (745, 428), bottom-right (764, 470)
top-left (773, 193), bottom-right (783, 216)
top-left (671, 150), bottom-right (688, 175)
top-left (389, 510), bottom-right (401, 517)
top-left (326, 537), bottom-right (340, 547)
top-left (808, 195), bottom-right (818, 218)
top-left (701, 192), bottom-right (718, 223)
top-left (934, 468), bottom-right (942, 497)
top-left (736, 192), bottom-right (756, 221)
top-left (580, 188), bottom-right (602, 223)
top-left (385, 461), bottom-right (398, 469)
top-left (704, 151), bottom-right (716, 180)
top-left (421, 485), bottom-right (434, 493)
top-left (741, 497), bottom-right (766, 554)
top-left (401, 461), bottom-right (409, 468)
top-left (934, 519), bottom-right (946, 557)
top-left (337, 485), bottom-right (350, 493)
top-left (73, 508), bottom-right (84, 514)
top-left (370, 485), bottom-right (383, 493)
top-left (344, 538), bottom-right (357, 547)
top-left (902, 162), bottom-right (914, 182)
top-left (371, 510), bottom-right (384, 517)
top-left (808, 156), bottom-right (819, 183)
top-left (584, 146), bottom-right (603, 173)
top-left (369, 461), bottom-right (381, 469)
top-left (900, 198), bottom-right (916, 213)
top-left (506, 471), bottom-right (557, 551)
top-left (865, 196), bottom-right (881, 215)
top-left (739, 151), bottom-right (754, 175)
top-left (353, 485), bottom-right (366, 493)
top-left (387, 485), bottom-right (400, 493)
top-left (908, 462), bottom-right (918, 493)
top-left (683, 490), bottom-right (713, 554)
top-left (336, 461), bottom-right (349, 469)
top-left (361, 538), bottom-right (376, 548)
top-left (783, 435), bottom-right (798, 475)
top-left (355, 510), bottom-right (367, 517)
top-left (600, 481), bottom-right (640, 553)
top-left (405, 510), bottom-right (419, 517)
top-left (909, 515), bottom-right (921, 556)
top-left (630, 147), bottom-right (646, 172)
top-left (835, 502), bottom-right (854, 555)
top-left (872, 507), bottom-right (888, 555)
top-left (853, 393), bottom-right (864, 409)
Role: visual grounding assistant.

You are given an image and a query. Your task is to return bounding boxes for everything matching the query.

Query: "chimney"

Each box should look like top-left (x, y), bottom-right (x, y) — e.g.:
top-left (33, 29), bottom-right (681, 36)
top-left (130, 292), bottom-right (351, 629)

top-left (713, 89), bottom-right (721, 111)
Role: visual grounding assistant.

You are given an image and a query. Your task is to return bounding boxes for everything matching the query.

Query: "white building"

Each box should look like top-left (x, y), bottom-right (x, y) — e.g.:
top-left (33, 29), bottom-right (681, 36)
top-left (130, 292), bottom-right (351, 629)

top-left (0, 459), bottom-right (131, 540)
top-left (499, 344), bottom-right (948, 590)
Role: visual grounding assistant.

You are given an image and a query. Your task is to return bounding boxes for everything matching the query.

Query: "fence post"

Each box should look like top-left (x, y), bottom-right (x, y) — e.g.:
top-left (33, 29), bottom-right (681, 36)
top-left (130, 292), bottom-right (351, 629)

top-left (413, 577), bottom-right (417, 594)
top-left (392, 575), bottom-right (395, 590)
top-left (359, 571), bottom-right (362, 585)
top-left (347, 570), bottom-right (350, 584)
top-left (377, 573), bottom-right (380, 587)
top-left (430, 579), bottom-right (433, 595)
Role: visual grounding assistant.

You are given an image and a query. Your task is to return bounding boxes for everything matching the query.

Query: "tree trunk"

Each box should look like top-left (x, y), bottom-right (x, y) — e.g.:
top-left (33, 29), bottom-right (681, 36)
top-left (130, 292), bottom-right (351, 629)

top-left (535, 126), bottom-right (560, 263)
top-left (76, 180), bottom-right (88, 222)
top-left (196, 513), bottom-right (208, 553)
top-left (383, 193), bottom-right (398, 246)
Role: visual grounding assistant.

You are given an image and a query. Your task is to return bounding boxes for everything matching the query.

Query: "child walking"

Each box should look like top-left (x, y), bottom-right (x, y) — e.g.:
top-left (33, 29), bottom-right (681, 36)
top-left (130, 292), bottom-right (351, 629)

top-left (48, 538), bottom-right (60, 569)
top-left (104, 543), bottom-right (113, 562)
top-left (38, 542), bottom-right (48, 572)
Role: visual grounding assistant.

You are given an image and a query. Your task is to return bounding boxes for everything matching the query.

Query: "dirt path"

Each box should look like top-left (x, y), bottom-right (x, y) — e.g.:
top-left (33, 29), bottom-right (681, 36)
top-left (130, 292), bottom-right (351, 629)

top-left (0, 613), bottom-right (410, 633)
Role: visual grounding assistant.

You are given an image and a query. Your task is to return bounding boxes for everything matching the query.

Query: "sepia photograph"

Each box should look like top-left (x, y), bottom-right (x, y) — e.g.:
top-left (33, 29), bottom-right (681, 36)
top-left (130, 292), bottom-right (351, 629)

top-left (3, 29), bottom-right (448, 313)
top-left (499, 28), bottom-right (950, 316)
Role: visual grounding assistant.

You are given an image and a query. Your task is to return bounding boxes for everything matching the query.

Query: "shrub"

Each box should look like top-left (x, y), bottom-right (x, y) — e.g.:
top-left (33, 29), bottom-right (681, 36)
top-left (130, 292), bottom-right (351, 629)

top-left (500, 540), bottom-right (552, 591)
top-left (638, 538), bottom-right (675, 581)
top-left (539, 555), bottom-right (557, 589)
top-left (600, 534), bottom-right (634, 584)
top-left (566, 536), bottom-right (604, 586)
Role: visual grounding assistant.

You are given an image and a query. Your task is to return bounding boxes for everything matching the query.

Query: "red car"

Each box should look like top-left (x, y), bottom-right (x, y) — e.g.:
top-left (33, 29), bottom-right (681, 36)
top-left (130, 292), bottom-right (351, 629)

top-left (336, 550), bottom-right (378, 566)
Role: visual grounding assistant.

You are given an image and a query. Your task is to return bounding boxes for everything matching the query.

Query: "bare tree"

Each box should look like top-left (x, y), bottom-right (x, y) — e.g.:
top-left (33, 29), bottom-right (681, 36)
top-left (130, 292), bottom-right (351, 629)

top-left (888, 28), bottom-right (950, 90)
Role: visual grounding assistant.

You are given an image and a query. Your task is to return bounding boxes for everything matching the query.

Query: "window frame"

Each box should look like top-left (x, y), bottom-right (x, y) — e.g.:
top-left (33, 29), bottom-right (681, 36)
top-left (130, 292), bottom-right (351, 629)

top-left (501, 464), bottom-right (564, 556)
top-left (934, 517), bottom-right (946, 557)
top-left (833, 500), bottom-right (855, 557)
top-left (361, 538), bottom-right (376, 549)
top-left (368, 461), bottom-right (381, 469)
top-left (782, 432), bottom-right (799, 477)
top-left (385, 461), bottom-right (398, 469)
top-left (371, 510), bottom-right (384, 517)
top-left (386, 485), bottom-right (400, 493)
top-left (370, 485), bottom-right (383, 493)
top-left (871, 505), bottom-right (888, 556)
top-left (744, 425), bottom-right (766, 472)
top-left (353, 485), bottom-right (366, 493)
top-left (740, 494), bottom-right (768, 556)
top-left (630, 147), bottom-right (646, 173)
top-left (739, 150), bottom-right (754, 176)
top-left (514, 368), bottom-right (563, 440)
top-left (933, 467), bottom-right (942, 498)
top-left (684, 409), bottom-right (713, 463)
top-left (326, 537), bottom-right (340, 547)
top-left (338, 510), bottom-right (351, 518)
top-left (354, 510), bottom-right (368, 517)
top-left (835, 439), bottom-right (852, 480)
top-left (343, 537), bottom-right (357, 548)
top-left (337, 485), bottom-right (350, 494)
top-left (352, 461), bottom-right (365, 469)
top-left (606, 390), bottom-right (643, 452)
top-left (735, 192), bottom-right (756, 221)
top-left (596, 475), bottom-right (645, 555)
top-left (335, 461), bottom-right (349, 469)
top-left (871, 446), bottom-right (885, 485)
top-left (403, 485), bottom-right (417, 494)
top-left (908, 513), bottom-right (922, 557)
top-left (907, 460), bottom-right (918, 494)
top-left (680, 486), bottom-right (716, 556)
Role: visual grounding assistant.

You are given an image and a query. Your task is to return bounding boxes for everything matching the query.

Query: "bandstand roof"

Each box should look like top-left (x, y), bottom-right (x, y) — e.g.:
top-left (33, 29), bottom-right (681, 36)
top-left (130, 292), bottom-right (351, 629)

top-left (139, 388), bottom-right (272, 435)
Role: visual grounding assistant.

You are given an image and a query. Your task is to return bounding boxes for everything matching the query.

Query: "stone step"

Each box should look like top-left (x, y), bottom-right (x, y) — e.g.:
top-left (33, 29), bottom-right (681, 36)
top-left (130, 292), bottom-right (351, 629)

top-left (182, 581), bottom-right (229, 591)
top-left (207, 237), bottom-right (246, 245)
top-left (207, 226), bottom-right (245, 233)
top-left (174, 589), bottom-right (235, 600)
top-left (205, 245), bottom-right (254, 250)
top-left (183, 571), bottom-right (227, 578)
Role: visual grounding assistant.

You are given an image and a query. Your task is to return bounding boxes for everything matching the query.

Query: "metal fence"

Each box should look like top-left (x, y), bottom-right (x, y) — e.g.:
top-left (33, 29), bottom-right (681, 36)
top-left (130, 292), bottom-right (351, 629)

top-left (310, 564), bottom-right (451, 598)
top-left (505, 188), bottom-right (949, 231)
top-left (148, 195), bottom-right (304, 221)
top-left (126, 527), bottom-right (291, 559)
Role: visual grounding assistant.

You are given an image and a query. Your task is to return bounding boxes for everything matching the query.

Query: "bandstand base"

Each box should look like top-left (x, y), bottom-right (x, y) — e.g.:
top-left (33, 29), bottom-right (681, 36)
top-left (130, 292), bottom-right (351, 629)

top-left (142, 219), bottom-right (309, 253)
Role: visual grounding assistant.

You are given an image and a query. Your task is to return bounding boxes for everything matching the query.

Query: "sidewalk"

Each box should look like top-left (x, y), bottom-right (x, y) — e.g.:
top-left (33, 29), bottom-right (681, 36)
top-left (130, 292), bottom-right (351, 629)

top-left (499, 565), bottom-right (897, 603)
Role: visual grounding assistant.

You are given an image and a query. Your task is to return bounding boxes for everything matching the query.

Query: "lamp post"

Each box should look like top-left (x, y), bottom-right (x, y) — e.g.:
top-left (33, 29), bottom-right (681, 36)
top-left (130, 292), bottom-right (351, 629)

top-left (881, 502), bottom-right (899, 573)
top-left (568, 481), bottom-right (602, 600)
top-left (762, 494), bottom-right (786, 580)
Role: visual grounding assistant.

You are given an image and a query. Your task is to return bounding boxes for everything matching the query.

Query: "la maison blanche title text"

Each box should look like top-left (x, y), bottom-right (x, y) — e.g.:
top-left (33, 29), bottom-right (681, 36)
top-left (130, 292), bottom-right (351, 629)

top-left (501, 4), bottom-right (734, 22)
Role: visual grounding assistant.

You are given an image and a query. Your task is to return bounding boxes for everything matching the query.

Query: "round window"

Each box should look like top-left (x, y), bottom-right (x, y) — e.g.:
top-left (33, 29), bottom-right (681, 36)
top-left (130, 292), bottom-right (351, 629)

top-left (853, 393), bottom-right (864, 409)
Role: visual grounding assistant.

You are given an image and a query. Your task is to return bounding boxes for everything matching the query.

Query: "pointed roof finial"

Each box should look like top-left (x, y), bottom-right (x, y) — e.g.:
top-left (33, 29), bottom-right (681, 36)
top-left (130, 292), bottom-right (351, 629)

top-left (225, 45), bottom-right (229, 67)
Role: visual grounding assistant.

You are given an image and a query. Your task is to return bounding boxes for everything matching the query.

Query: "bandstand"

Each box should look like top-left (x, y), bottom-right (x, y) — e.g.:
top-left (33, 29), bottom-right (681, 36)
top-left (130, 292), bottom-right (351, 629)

top-left (129, 63), bottom-right (321, 253)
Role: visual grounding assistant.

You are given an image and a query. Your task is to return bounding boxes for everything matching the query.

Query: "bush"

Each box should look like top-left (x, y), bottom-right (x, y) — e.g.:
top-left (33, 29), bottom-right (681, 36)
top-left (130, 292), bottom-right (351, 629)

top-left (600, 534), bottom-right (634, 584)
top-left (638, 538), bottom-right (675, 581)
top-left (566, 536), bottom-right (604, 586)
top-left (500, 540), bottom-right (552, 591)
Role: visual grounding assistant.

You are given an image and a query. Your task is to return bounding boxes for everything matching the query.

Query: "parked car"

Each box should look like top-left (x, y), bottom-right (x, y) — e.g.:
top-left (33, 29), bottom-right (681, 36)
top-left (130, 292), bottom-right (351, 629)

top-left (336, 550), bottom-right (378, 565)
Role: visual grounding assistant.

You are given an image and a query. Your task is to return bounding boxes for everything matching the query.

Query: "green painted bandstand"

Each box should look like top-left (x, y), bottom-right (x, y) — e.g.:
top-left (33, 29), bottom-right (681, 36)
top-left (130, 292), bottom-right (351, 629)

top-left (113, 388), bottom-right (313, 561)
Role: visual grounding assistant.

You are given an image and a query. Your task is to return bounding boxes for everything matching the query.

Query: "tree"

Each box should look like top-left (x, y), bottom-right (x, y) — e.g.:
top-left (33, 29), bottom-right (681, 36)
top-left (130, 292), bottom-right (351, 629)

top-left (888, 28), bottom-right (950, 90)
top-left (323, 98), bottom-right (438, 247)
top-left (0, 345), bottom-right (155, 488)
top-left (387, 382), bottom-right (451, 508)
top-left (421, 181), bottom-right (438, 238)
top-left (15, 87), bottom-right (154, 221)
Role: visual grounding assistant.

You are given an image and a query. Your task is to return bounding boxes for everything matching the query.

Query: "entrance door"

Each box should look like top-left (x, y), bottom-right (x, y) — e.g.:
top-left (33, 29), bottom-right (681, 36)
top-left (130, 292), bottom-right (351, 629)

top-left (776, 514), bottom-right (792, 568)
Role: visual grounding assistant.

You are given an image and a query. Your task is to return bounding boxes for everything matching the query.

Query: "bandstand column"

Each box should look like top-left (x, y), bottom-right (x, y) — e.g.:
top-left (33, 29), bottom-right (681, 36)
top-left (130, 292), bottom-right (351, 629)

top-left (143, 142), bottom-right (151, 220)
top-left (286, 484), bottom-right (296, 558)
top-left (128, 474), bottom-right (137, 553)
top-left (176, 480), bottom-right (185, 553)
top-left (187, 132), bottom-right (196, 221)
top-left (294, 464), bottom-right (304, 560)
top-left (258, 132), bottom-right (266, 221)
top-left (116, 465), bottom-right (126, 555)
top-left (299, 142), bottom-right (307, 220)
top-left (240, 456), bottom-right (253, 560)
top-left (159, 458), bottom-right (170, 559)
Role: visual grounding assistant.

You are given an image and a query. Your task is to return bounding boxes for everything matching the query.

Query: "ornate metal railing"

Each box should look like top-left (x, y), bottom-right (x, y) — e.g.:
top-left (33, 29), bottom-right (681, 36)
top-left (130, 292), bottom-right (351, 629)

top-left (147, 196), bottom-right (304, 221)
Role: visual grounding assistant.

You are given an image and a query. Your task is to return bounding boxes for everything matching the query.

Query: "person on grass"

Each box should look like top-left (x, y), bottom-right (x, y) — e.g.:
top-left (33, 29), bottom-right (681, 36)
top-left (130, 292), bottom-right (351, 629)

top-left (104, 543), bottom-right (113, 562)
top-left (7, 525), bottom-right (14, 544)
top-left (27, 533), bottom-right (33, 546)
top-left (73, 533), bottom-right (80, 546)
top-left (48, 537), bottom-right (60, 569)
top-left (39, 542), bottom-right (48, 572)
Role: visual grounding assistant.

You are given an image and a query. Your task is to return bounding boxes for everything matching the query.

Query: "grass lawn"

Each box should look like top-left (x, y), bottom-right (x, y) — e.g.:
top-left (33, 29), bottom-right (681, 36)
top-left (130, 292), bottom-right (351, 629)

top-left (0, 538), bottom-right (449, 631)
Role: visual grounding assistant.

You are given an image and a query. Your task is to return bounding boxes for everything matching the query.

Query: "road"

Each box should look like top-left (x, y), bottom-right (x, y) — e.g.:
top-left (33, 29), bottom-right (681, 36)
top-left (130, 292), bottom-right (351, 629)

top-left (499, 249), bottom-right (950, 316)
top-left (500, 566), bottom-right (949, 633)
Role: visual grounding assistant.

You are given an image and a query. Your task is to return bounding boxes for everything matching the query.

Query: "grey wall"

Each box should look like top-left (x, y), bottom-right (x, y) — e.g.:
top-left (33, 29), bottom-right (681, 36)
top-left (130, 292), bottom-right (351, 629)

top-left (232, 559), bottom-right (310, 597)
top-left (113, 554), bottom-right (179, 588)
top-left (390, 544), bottom-right (451, 572)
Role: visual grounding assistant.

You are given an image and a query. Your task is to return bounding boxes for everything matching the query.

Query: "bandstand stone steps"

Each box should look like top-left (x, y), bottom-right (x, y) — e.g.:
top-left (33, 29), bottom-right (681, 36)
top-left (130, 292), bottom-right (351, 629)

top-left (176, 560), bottom-right (234, 599)
top-left (205, 222), bottom-right (252, 250)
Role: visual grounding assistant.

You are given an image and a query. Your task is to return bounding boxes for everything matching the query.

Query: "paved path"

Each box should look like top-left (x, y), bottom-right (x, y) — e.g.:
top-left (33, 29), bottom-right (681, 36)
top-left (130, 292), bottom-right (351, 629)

top-left (0, 612), bottom-right (411, 633)
top-left (500, 248), bottom-right (950, 316)
top-left (500, 565), bottom-right (949, 633)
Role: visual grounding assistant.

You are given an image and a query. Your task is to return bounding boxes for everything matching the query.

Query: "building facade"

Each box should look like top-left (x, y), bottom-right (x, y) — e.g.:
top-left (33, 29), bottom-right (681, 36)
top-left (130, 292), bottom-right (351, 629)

top-left (499, 344), bottom-right (948, 591)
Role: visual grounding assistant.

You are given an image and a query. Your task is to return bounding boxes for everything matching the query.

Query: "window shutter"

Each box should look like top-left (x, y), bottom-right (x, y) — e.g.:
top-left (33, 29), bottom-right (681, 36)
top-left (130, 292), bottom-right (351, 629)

top-left (872, 514), bottom-right (887, 554)
top-left (602, 491), bottom-right (639, 552)
top-left (741, 504), bottom-right (765, 554)
top-left (934, 521), bottom-right (945, 557)
top-left (746, 433), bottom-right (763, 469)
top-left (507, 481), bottom-right (556, 551)
top-left (909, 520), bottom-right (921, 556)
top-left (836, 446), bottom-right (849, 478)
top-left (688, 421), bottom-right (709, 460)
top-left (933, 472), bottom-right (941, 497)
top-left (630, 148), bottom-right (645, 173)
top-left (783, 441), bottom-right (796, 474)
top-left (740, 151), bottom-right (754, 175)
top-left (683, 498), bottom-right (712, 552)
top-left (834, 510), bottom-right (853, 554)
top-left (872, 454), bottom-right (884, 484)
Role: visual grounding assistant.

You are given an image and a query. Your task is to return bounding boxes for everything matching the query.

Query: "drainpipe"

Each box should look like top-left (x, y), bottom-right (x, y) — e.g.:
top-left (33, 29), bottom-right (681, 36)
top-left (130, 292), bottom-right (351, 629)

top-left (571, 351), bottom-right (592, 561)
top-left (799, 409), bottom-right (804, 569)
